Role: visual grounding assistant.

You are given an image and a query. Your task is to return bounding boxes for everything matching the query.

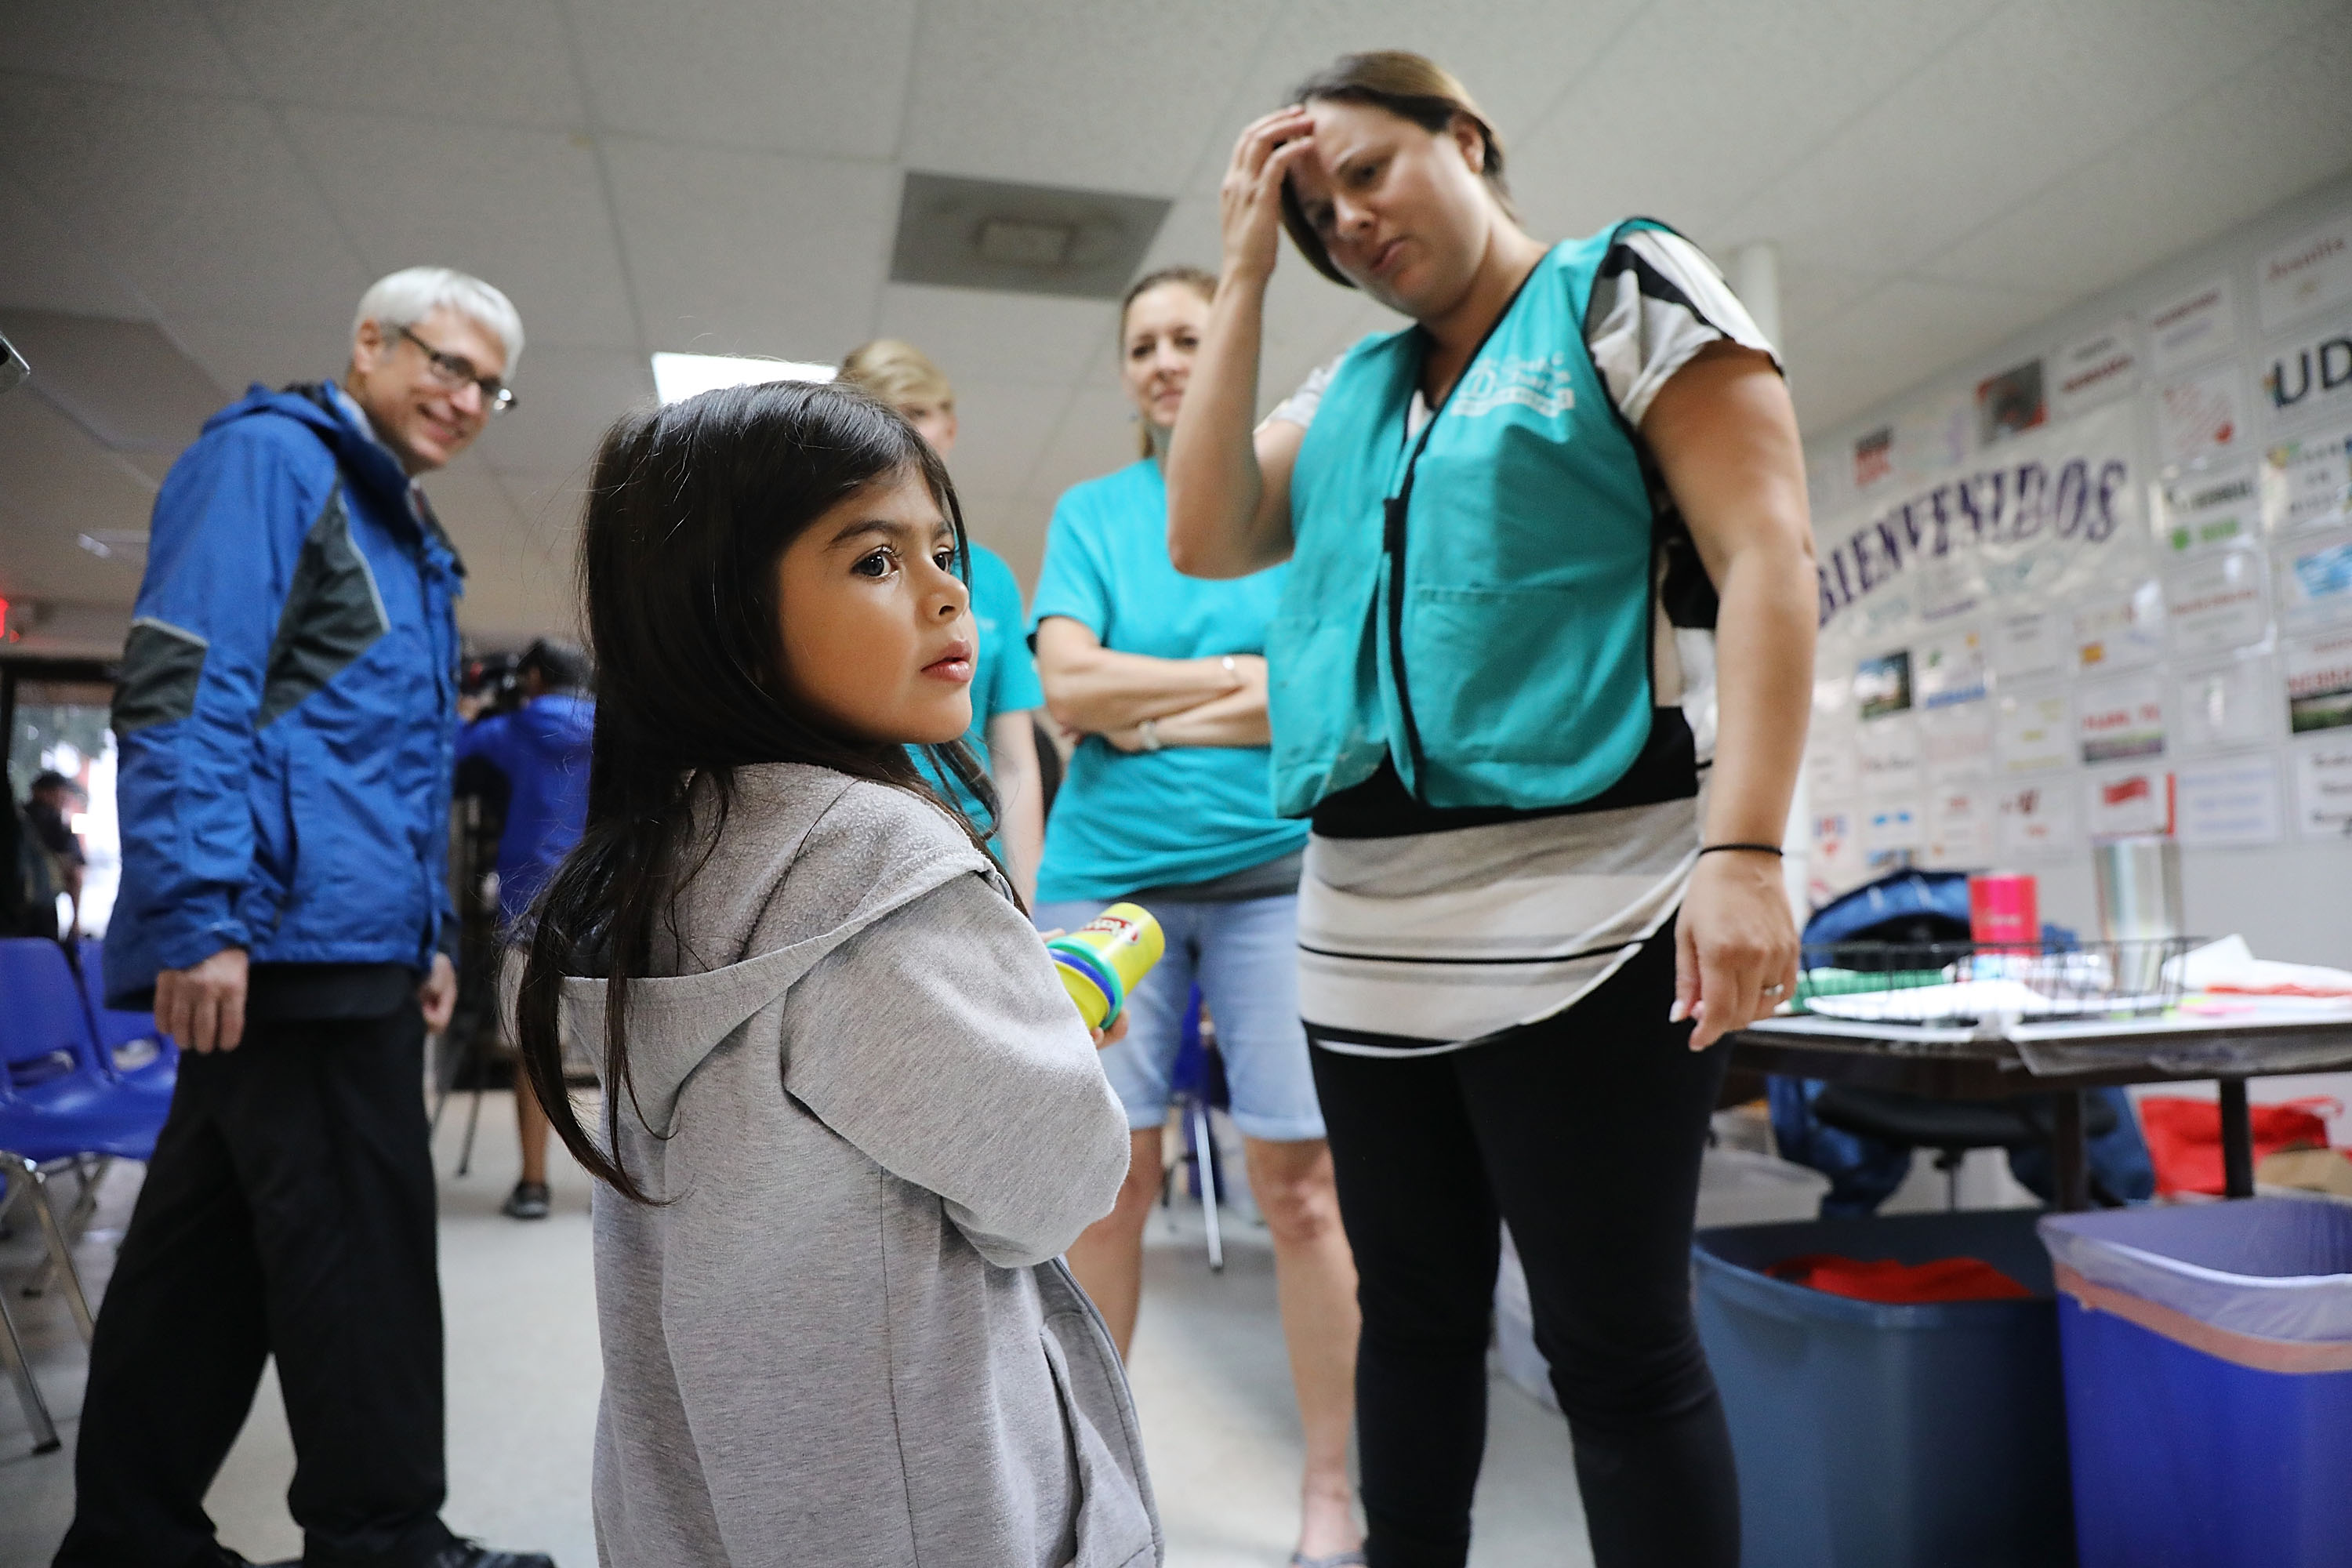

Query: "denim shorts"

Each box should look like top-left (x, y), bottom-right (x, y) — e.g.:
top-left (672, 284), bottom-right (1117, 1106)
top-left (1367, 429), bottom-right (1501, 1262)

top-left (1034, 894), bottom-right (1325, 1143)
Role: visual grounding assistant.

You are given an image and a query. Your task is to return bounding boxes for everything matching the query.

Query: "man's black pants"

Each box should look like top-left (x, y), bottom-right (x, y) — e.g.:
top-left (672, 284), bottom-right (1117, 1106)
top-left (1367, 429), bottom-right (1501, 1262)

top-left (56, 1006), bottom-right (456, 1568)
top-left (1308, 925), bottom-right (1741, 1568)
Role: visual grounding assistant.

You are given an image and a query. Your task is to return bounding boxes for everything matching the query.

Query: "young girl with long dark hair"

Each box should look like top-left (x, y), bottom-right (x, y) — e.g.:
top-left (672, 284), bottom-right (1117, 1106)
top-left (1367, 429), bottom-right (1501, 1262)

top-left (512, 379), bottom-right (1159, 1567)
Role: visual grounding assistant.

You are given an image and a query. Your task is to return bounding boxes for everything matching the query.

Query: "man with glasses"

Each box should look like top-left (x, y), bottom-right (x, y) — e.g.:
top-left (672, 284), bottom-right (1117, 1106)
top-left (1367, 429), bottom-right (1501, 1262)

top-left (60, 269), bottom-right (552, 1568)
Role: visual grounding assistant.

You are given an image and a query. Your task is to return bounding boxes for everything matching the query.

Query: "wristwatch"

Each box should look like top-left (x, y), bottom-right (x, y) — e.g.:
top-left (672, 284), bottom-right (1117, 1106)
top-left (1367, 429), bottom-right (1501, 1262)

top-left (1137, 718), bottom-right (1164, 752)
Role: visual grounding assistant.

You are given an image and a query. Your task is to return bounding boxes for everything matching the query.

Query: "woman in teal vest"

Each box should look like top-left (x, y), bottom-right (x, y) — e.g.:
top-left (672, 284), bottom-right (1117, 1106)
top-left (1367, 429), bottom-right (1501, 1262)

top-left (1033, 267), bottom-right (1367, 1567)
top-left (1167, 52), bottom-right (1817, 1568)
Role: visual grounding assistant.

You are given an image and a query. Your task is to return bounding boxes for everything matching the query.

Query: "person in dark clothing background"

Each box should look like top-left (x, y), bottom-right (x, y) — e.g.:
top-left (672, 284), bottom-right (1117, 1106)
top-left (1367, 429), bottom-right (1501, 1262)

top-left (455, 637), bottom-right (593, 1220)
top-left (23, 771), bottom-right (86, 938)
top-left (58, 267), bottom-right (554, 1568)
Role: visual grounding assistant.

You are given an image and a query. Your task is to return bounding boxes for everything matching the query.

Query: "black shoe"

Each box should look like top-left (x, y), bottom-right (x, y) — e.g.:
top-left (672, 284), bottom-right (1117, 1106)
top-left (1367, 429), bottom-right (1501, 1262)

top-left (432, 1541), bottom-right (556, 1568)
top-left (501, 1181), bottom-right (551, 1220)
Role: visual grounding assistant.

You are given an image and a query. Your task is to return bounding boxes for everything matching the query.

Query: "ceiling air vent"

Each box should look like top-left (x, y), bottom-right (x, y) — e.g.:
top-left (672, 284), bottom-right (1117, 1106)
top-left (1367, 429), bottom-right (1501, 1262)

top-left (890, 172), bottom-right (1170, 301)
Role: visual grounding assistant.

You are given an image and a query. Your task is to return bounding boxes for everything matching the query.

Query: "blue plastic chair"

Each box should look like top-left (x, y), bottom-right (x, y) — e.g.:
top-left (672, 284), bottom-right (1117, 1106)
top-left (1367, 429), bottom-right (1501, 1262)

top-left (1161, 986), bottom-right (1230, 1272)
top-left (73, 936), bottom-right (176, 1101)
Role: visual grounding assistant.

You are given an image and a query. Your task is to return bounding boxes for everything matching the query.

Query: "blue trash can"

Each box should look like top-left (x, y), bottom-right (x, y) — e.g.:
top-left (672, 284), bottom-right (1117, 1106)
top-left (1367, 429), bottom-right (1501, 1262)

top-left (1694, 1208), bottom-right (2072, 1568)
top-left (2039, 1198), bottom-right (2352, 1568)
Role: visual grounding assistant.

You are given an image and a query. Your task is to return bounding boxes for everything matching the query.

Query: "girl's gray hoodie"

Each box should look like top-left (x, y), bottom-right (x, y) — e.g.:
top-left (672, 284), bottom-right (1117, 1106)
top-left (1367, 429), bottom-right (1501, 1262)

top-left (557, 764), bottom-right (1157, 1567)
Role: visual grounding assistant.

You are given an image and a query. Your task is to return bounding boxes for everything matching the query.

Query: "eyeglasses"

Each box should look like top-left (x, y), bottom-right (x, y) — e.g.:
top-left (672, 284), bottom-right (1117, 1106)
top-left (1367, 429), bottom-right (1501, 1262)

top-left (397, 325), bottom-right (515, 415)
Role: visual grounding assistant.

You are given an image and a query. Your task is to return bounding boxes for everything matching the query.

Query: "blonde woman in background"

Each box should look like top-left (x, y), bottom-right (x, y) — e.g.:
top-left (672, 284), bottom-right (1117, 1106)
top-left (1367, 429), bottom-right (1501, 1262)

top-left (839, 339), bottom-right (1047, 901)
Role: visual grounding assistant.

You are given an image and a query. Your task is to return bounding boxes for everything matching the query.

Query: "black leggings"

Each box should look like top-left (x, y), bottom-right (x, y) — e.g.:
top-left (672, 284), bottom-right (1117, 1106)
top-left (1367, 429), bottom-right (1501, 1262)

top-left (1308, 924), bottom-right (1739, 1568)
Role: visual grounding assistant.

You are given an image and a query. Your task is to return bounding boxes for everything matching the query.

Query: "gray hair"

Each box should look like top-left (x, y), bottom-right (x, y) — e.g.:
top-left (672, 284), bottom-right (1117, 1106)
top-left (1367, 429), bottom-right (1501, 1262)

top-left (353, 266), bottom-right (524, 372)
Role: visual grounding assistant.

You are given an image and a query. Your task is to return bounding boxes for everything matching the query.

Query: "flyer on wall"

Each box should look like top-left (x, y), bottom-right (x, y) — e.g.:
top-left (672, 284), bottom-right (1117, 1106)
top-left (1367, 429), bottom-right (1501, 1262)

top-left (1989, 610), bottom-right (2068, 685)
top-left (1921, 702), bottom-right (1997, 776)
top-left (2146, 274), bottom-right (2236, 378)
top-left (1998, 779), bottom-right (2080, 858)
top-left (2175, 657), bottom-right (2276, 753)
top-left (2085, 764), bottom-right (2174, 840)
top-left (2156, 362), bottom-right (2245, 467)
top-left (1856, 649), bottom-right (1914, 719)
top-left (2292, 739), bottom-right (2352, 840)
top-left (2278, 530), bottom-right (2352, 628)
top-left (2285, 629), bottom-right (2352, 735)
top-left (2052, 319), bottom-right (2140, 420)
top-left (2176, 755), bottom-right (2285, 847)
top-left (1859, 713), bottom-right (1924, 793)
top-left (2078, 673), bottom-right (2168, 764)
top-left (2072, 579), bottom-right (2165, 671)
top-left (1976, 361), bottom-right (2047, 446)
top-left (2159, 463), bottom-right (2260, 555)
top-left (1915, 628), bottom-right (1987, 708)
top-left (2162, 546), bottom-right (2270, 656)
top-left (2260, 423), bottom-right (2352, 534)
top-left (1926, 782), bottom-right (1997, 867)
top-left (1998, 688), bottom-right (2074, 772)
top-left (2259, 314), bottom-right (2352, 426)
top-left (2256, 214), bottom-right (2352, 335)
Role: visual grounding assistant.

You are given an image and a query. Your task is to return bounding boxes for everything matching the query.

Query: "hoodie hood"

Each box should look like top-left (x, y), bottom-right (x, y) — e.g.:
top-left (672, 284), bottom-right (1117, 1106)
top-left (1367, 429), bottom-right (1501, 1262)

top-left (551, 765), bottom-right (995, 1131)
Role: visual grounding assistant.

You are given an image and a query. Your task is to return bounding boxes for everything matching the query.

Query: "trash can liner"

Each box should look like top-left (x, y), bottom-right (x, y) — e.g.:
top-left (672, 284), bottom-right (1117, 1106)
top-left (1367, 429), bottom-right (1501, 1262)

top-left (2039, 1199), bottom-right (2352, 1348)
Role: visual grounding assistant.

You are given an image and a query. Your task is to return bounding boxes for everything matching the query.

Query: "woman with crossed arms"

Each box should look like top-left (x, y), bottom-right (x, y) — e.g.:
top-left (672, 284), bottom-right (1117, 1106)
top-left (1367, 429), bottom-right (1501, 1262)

top-left (1165, 51), bottom-right (1816, 1568)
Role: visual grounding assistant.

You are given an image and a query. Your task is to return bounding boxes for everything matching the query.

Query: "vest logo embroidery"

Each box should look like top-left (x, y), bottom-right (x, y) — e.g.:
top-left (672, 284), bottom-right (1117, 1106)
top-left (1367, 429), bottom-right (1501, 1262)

top-left (1452, 353), bottom-right (1577, 419)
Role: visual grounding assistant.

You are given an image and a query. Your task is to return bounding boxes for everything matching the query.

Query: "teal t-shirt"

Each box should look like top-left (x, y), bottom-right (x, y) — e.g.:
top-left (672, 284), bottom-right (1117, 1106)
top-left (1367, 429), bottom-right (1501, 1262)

top-left (915, 541), bottom-right (1044, 838)
top-left (1029, 459), bottom-right (1307, 903)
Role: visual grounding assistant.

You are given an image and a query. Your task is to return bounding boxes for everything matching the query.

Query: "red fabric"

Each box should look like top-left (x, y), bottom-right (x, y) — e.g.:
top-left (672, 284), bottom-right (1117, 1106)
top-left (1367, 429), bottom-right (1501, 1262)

top-left (2136, 1095), bottom-right (2337, 1198)
top-left (1766, 1253), bottom-right (2034, 1303)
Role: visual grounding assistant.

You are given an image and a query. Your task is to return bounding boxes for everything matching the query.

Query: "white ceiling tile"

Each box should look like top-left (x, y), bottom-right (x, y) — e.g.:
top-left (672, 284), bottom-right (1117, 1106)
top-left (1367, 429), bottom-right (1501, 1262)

top-left (0, 168), bottom-right (149, 318)
top-left (935, 379), bottom-right (1069, 495)
top-left (0, 393), bottom-right (163, 603)
top-left (209, 0), bottom-right (587, 127)
top-left (1775, 259), bottom-right (1889, 345)
top-left (167, 317), bottom-right (354, 395)
top-left (280, 107), bottom-right (637, 350)
top-left (869, 285), bottom-right (1119, 386)
top-left (1727, 0), bottom-right (2331, 279)
top-left (1, 0), bottom-right (249, 93)
top-left (473, 347), bottom-right (652, 478)
top-left (1784, 277), bottom-right (2070, 433)
top-left (901, 0), bottom-right (1269, 192)
top-left (564, 0), bottom-right (919, 156)
top-left (0, 74), bottom-right (371, 331)
top-left (604, 138), bottom-right (898, 361)
top-left (1918, 14), bottom-right (2352, 299)
top-left (1513, 0), bottom-right (2008, 242)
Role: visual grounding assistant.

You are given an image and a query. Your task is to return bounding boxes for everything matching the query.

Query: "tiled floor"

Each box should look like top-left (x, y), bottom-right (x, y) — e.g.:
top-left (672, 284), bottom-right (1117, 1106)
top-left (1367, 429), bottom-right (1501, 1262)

top-left (0, 1088), bottom-right (1592, 1568)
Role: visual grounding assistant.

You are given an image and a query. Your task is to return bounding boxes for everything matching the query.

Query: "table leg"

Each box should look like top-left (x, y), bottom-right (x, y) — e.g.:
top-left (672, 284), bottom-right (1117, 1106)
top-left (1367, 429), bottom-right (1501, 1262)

top-left (2219, 1078), bottom-right (2255, 1199)
top-left (2052, 1091), bottom-right (2091, 1212)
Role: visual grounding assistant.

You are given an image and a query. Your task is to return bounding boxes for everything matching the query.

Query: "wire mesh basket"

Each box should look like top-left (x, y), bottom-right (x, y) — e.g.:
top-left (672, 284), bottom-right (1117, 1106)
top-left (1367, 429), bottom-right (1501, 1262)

top-left (1793, 937), bottom-right (2201, 1027)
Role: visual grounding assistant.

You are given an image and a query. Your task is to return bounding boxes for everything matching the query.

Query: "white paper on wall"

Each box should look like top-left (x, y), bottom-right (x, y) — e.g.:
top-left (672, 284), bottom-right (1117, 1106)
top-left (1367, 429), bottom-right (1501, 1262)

top-left (2156, 364), bottom-right (2246, 466)
top-left (1921, 702), bottom-right (1997, 778)
top-left (1863, 800), bottom-right (1923, 854)
top-left (2073, 579), bottom-right (2166, 672)
top-left (2292, 737), bottom-right (2352, 840)
top-left (1915, 627), bottom-right (1987, 709)
top-left (1926, 782), bottom-right (1997, 868)
top-left (1988, 610), bottom-right (2067, 685)
top-left (2053, 318), bottom-right (2140, 419)
top-left (2260, 425), bottom-right (2352, 537)
top-left (1807, 731), bottom-right (1860, 800)
top-left (1998, 779), bottom-right (2081, 858)
top-left (2163, 546), bottom-right (2270, 656)
top-left (2158, 463), bottom-right (2261, 555)
top-left (2176, 755), bottom-right (2285, 847)
top-left (2147, 274), bottom-right (2236, 377)
top-left (2258, 313), bottom-right (2352, 426)
top-left (2085, 764), bottom-right (2174, 839)
top-left (2284, 628), bottom-right (2352, 737)
top-left (2078, 672), bottom-right (2168, 764)
top-left (2278, 529), bottom-right (2352, 630)
top-left (2175, 657), bottom-right (2276, 753)
top-left (1810, 808), bottom-right (1864, 902)
top-left (2256, 215), bottom-right (2352, 335)
top-left (1998, 687), bottom-right (2074, 773)
top-left (1859, 713), bottom-right (1923, 794)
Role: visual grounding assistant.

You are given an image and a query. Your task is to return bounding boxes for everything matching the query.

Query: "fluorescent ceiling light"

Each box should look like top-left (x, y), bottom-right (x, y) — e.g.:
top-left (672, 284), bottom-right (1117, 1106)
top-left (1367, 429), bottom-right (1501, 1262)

top-left (651, 351), bottom-right (835, 405)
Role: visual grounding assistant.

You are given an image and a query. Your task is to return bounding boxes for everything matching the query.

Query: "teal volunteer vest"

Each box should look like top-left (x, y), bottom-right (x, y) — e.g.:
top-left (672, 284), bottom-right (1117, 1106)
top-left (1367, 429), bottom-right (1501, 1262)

top-left (1270, 221), bottom-right (1671, 818)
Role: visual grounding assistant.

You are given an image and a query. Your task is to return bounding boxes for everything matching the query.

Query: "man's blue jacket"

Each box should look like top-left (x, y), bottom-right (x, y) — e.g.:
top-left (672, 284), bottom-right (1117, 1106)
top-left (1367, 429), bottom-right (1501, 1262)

top-left (104, 383), bottom-right (465, 1006)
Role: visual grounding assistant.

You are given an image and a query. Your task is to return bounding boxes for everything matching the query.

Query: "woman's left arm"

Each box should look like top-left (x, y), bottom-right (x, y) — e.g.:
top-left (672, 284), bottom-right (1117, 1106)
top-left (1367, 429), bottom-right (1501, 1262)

top-left (1640, 342), bottom-right (1817, 1049)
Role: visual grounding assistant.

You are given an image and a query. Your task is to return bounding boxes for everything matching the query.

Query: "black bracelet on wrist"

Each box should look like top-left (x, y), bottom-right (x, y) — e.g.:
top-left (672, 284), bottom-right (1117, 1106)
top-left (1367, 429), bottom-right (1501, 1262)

top-left (1698, 841), bottom-right (1784, 858)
